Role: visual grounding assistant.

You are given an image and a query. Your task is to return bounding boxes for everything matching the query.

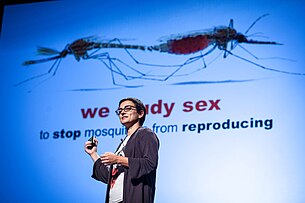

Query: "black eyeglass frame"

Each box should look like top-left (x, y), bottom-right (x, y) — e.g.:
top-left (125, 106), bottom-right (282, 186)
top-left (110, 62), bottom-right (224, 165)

top-left (115, 105), bottom-right (137, 115)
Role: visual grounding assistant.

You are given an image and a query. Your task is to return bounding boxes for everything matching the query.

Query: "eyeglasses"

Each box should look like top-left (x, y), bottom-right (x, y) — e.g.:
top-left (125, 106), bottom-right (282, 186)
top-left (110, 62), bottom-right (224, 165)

top-left (115, 105), bottom-right (137, 115)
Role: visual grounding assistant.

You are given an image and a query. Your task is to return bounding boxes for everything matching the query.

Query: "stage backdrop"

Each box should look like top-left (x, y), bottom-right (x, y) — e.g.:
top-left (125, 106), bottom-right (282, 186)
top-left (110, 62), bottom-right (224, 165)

top-left (1, 0), bottom-right (305, 203)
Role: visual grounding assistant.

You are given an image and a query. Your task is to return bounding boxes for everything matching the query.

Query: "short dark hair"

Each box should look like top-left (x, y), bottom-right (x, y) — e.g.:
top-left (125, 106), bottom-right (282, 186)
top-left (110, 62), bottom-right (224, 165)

top-left (119, 97), bottom-right (146, 126)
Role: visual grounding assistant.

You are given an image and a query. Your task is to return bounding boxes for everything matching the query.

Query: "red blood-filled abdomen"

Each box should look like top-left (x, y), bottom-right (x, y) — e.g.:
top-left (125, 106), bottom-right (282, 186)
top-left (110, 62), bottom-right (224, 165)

top-left (168, 35), bottom-right (210, 55)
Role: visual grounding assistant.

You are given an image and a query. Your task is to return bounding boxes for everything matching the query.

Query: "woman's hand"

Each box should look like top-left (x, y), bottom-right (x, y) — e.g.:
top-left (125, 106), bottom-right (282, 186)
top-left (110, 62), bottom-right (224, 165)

top-left (100, 152), bottom-right (117, 165)
top-left (101, 152), bottom-right (129, 167)
top-left (84, 138), bottom-right (100, 162)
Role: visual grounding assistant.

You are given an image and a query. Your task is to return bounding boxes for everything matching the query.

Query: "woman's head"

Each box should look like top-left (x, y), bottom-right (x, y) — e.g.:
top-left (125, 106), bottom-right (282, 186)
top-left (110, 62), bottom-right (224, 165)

top-left (118, 97), bottom-right (146, 126)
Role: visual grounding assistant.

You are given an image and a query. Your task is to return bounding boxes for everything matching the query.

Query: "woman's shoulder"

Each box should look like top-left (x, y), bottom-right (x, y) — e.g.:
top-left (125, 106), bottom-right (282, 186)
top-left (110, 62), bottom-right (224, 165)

top-left (137, 127), bottom-right (155, 135)
top-left (136, 127), bottom-right (159, 142)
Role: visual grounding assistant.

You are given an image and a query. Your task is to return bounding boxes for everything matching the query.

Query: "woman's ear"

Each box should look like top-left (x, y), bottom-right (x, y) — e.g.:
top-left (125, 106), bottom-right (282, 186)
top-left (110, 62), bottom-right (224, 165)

top-left (138, 110), bottom-right (144, 119)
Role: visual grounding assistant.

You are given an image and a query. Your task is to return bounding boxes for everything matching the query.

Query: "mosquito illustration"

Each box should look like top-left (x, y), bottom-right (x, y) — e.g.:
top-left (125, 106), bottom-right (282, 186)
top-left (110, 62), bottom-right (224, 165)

top-left (120, 13), bottom-right (304, 79)
top-left (16, 36), bottom-right (155, 87)
top-left (18, 14), bottom-right (304, 89)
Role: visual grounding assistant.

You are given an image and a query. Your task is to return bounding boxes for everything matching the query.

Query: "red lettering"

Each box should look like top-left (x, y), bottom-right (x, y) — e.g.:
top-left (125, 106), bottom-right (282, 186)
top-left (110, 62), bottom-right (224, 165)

top-left (195, 100), bottom-right (207, 111)
top-left (81, 108), bottom-right (98, 118)
top-left (145, 104), bottom-right (149, 115)
top-left (182, 99), bottom-right (221, 113)
top-left (183, 101), bottom-right (193, 112)
top-left (151, 100), bottom-right (162, 114)
top-left (81, 107), bottom-right (109, 119)
top-left (98, 107), bottom-right (109, 118)
top-left (145, 100), bottom-right (175, 117)
top-left (164, 103), bottom-right (175, 117)
top-left (209, 100), bottom-right (221, 110)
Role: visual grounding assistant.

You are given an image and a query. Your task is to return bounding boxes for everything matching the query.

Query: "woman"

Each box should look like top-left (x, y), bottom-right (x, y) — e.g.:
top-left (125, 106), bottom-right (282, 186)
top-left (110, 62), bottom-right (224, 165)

top-left (84, 97), bottom-right (159, 203)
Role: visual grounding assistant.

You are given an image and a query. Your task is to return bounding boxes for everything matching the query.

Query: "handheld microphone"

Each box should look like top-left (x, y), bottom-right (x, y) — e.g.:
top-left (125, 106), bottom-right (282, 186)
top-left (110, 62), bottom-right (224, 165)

top-left (87, 135), bottom-right (96, 150)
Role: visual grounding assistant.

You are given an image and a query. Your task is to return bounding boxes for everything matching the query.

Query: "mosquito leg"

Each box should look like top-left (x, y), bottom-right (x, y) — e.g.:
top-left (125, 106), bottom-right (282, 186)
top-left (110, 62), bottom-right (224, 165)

top-left (97, 55), bottom-right (144, 87)
top-left (88, 50), bottom-right (150, 77)
top-left (88, 52), bottom-right (146, 80)
top-left (226, 50), bottom-right (305, 75)
top-left (90, 52), bottom-right (148, 84)
top-left (236, 44), bottom-right (295, 62)
top-left (93, 53), bottom-right (130, 79)
top-left (89, 52), bottom-right (174, 81)
top-left (15, 58), bottom-right (62, 86)
top-left (155, 45), bottom-right (218, 80)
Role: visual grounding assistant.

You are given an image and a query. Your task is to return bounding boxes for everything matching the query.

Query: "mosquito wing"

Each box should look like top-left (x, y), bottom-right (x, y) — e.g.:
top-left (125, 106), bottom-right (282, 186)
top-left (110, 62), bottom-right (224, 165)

top-left (37, 46), bottom-right (61, 56)
top-left (157, 27), bottom-right (220, 42)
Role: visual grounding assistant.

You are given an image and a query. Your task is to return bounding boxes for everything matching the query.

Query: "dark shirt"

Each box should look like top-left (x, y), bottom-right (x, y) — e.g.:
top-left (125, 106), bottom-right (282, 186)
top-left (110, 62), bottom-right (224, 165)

top-left (92, 127), bottom-right (159, 203)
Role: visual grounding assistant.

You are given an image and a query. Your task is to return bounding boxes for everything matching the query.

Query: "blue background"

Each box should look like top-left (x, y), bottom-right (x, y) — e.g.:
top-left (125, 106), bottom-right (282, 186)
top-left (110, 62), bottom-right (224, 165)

top-left (1, 0), bottom-right (305, 202)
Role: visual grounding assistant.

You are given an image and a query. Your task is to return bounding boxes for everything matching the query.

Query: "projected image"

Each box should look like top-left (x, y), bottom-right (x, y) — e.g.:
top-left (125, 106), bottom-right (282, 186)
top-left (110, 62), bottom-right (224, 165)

top-left (2, 0), bottom-right (305, 203)
top-left (16, 14), bottom-right (304, 90)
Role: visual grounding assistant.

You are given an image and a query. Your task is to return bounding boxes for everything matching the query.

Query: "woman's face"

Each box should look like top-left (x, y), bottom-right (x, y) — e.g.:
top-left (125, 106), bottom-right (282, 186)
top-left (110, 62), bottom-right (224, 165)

top-left (118, 100), bottom-right (143, 127)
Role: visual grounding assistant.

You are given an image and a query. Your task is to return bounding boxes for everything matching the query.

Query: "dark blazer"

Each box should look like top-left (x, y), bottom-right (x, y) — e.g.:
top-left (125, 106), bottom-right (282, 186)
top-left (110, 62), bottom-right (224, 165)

top-left (92, 127), bottom-right (159, 203)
